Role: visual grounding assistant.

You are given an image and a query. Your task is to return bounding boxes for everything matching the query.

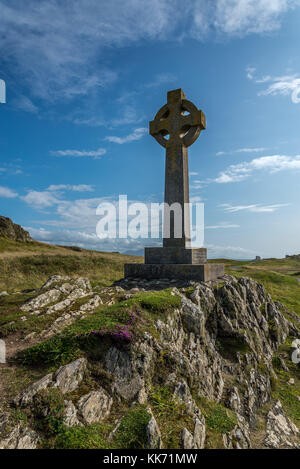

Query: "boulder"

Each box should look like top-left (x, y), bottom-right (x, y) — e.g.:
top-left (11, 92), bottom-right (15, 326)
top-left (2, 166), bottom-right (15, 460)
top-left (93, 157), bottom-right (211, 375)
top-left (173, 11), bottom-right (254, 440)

top-left (13, 373), bottom-right (54, 407)
top-left (264, 400), bottom-right (299, 448)
top-left (54, 358), bottom-right (87, 394)
top-left (77, 389), bottom-right (113, 424)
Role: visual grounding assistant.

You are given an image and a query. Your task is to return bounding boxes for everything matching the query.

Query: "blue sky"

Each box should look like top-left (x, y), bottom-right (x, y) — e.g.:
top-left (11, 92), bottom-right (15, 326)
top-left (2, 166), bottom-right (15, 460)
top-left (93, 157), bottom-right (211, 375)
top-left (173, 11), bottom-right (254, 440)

top-left (1, 0), bottom-right (300, 259)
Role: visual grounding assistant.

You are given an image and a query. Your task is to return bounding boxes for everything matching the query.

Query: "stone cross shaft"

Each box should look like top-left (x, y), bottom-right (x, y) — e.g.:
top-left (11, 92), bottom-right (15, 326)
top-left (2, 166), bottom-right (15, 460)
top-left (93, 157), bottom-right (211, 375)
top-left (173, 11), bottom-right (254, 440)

top-left (149, 88), bottom-right (206, 248)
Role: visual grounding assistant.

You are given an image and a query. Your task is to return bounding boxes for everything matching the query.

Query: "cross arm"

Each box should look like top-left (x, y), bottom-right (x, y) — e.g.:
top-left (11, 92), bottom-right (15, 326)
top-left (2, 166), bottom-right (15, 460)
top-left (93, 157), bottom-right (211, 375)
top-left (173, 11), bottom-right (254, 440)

top-left (181, 109), bottom-right (206, 130)
top-left (149, 118), bottom-right (170, 137)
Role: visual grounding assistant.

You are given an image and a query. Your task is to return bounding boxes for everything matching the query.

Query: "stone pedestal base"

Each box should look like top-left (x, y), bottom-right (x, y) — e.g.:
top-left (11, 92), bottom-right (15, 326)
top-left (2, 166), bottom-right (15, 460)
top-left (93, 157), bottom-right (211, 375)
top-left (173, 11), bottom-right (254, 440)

top-left (145, 247), bottom-right (207, 265)
top-left (124, 263), bottom-right (224, 282)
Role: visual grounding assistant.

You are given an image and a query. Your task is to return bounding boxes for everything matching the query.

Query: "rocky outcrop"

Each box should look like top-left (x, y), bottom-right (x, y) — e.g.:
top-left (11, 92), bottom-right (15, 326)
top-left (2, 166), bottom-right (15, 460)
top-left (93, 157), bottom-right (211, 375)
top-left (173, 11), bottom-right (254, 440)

top-left (0, 415), bottom-right (38, 449)
top-left (20, 277), bottom-right (92, 313)
top-left (264, 400), bottom-right (299, 448)
top-left (13, 358), bottom-right (87, 406)
top-left (0, 216), bottom-right (32, 242)
top-left (2, 274), bottom-right (300, 449)
top-left (0, 424), bottom-right (39, 449)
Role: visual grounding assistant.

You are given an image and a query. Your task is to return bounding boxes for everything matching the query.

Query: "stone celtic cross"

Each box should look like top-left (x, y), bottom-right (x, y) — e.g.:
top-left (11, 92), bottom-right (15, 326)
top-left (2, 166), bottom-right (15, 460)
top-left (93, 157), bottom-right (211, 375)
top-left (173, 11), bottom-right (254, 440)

top-left (149, 88), bottom-right (206, 248)
top-left (125, 88), bottom-right (224, 282)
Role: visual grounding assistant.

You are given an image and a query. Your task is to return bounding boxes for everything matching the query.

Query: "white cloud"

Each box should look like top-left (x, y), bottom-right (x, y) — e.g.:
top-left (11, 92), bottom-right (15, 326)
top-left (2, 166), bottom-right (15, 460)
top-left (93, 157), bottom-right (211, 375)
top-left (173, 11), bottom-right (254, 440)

top-left (220, 203), bottom-right (289, 213)
top-left (26, 226), bottom-right (151, 253)
top-left (246, 66), bottom-right (256, 80)
top-left (23, 194), bottom-right (162, 252)
top-left (204, 242), bottom-right (256, 259)
top-left (105, 127), bottom-right (148, 144)
top-left (190, 172), bottom-right (199, 176)
top-left (47, 184), bottom-right (94, 192)
top-left (0, 186), bottom-right (18, 198)
top-left (206, 222), bottom-right (240, 229)
top-left (190, 196), bottom-right (203, 203)
top-left (247, 67), bottom-right (300, 103)
top-left (0, 0), bottom-right (297, 107)
top-left (50, 148), bottom-right (106, 158)
top-left (213, 154), bottom-right (300, 183)
top-left (217, 147), bottom-right (267, 156)
top-left (211, 0), bottom-right (294, 35)
top-left (21, 190), bottom-right (61, 208)
top-left (236, 147), bottom-right (267, 153)
top-left (259, 75), bottom-right (300, 103)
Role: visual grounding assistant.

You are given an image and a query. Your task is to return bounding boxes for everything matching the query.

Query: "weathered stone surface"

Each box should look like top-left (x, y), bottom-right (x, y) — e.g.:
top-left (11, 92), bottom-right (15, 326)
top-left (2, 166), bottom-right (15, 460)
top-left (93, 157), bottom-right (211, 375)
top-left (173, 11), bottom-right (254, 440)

top-left (77, 389), bottom-right (113, 424)
top-left (63, 400), bottom-right (81, 427)
top-left (181, 428), bottom-right (194, 449)
top-left (223, 414), bottom-right (251, 449)
top-left (42, 275), bottom-right (71, 289)
top-left (0, 424), bottom-right (39, 449)
top-left (124, 263), bottom-right (224, 281)
top-left (79, 295), bottom-right (102, 311)
top-left (264, 400), bottom-right (299, 448)
top-left (174, 381), bottom-right (206, 449)
top-left (13, 373), bottom-right (54, 407)
top-left (146, 409), bottom-right (162, 449)
top-left (0, 216), bottom-right (32, 242)
top-left (193, 418), bottom-right (206, 449)
top-left (181, 418), bottom-right (206, 449)
top-left (13, 358), bottom-right (87, 406)
top-left (21, 289), bottom-right (62, 312)
top-left (54, 358), bottom-right (86, 394)
top-left (145, 247), bottom-right (207, 265)
top-left (21, 277), bottom-right (93, 313)
top-left (105, 344), bottom-right (153, 401)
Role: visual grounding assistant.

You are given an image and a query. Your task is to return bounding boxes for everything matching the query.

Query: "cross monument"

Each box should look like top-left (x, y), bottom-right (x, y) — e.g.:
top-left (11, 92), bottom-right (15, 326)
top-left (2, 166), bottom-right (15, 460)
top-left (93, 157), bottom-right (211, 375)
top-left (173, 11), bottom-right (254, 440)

top-left (125, 89), bottom-right (224, 281)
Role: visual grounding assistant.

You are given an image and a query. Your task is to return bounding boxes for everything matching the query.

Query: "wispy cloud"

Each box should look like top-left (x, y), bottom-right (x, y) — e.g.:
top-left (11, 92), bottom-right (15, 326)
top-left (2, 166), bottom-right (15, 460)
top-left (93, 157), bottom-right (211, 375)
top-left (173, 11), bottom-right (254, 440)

top-left (206, 222), bottom-right (240, 229)
top-left (50, 148), bottom-right (106, 158)
top-left (0, 1), bottom-right (296, 108)
top-left (217, 147), bottom-right (267, 156)
top-left (208, 0), bottom-right (295, 35)
top-left (105, 127), bottom-right (148, 144)
top-left (213, 154), bottom-right (300, 183)
top-left (117, 73), bottom-right (176, 103)
top-left (220, 203), bottom-right (289, 213)
top-left (47, 184), bottom-right (94, 192)
top-left (259, 75), bottom-right (300, 103)
top-left (13, 95), bottom-right (38, 113)
top-left (0, 186), bottom-right (18, 198)
top-left (247, 67), bottom-right (300, 103)
top-left (204, 243), bottom-right (256, 259)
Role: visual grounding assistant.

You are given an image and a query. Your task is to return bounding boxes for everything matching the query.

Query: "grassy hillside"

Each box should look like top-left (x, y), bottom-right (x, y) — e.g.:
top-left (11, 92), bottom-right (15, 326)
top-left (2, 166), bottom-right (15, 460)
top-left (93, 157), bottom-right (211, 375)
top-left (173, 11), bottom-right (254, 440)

top-left (0, 239), bottom-right (299, 449)
top-left (0, 237), bottom-right (143, 291)
top-left (1, 236), bottom-right (300, 317)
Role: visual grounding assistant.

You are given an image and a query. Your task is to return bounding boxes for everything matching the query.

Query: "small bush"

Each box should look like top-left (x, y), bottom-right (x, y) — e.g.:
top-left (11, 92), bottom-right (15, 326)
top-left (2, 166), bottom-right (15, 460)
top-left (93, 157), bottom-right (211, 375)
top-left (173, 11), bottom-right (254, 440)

top-left (55, 423), bottom-right (111, 449)
top-left (33, 388), bottom-right (65, 435)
